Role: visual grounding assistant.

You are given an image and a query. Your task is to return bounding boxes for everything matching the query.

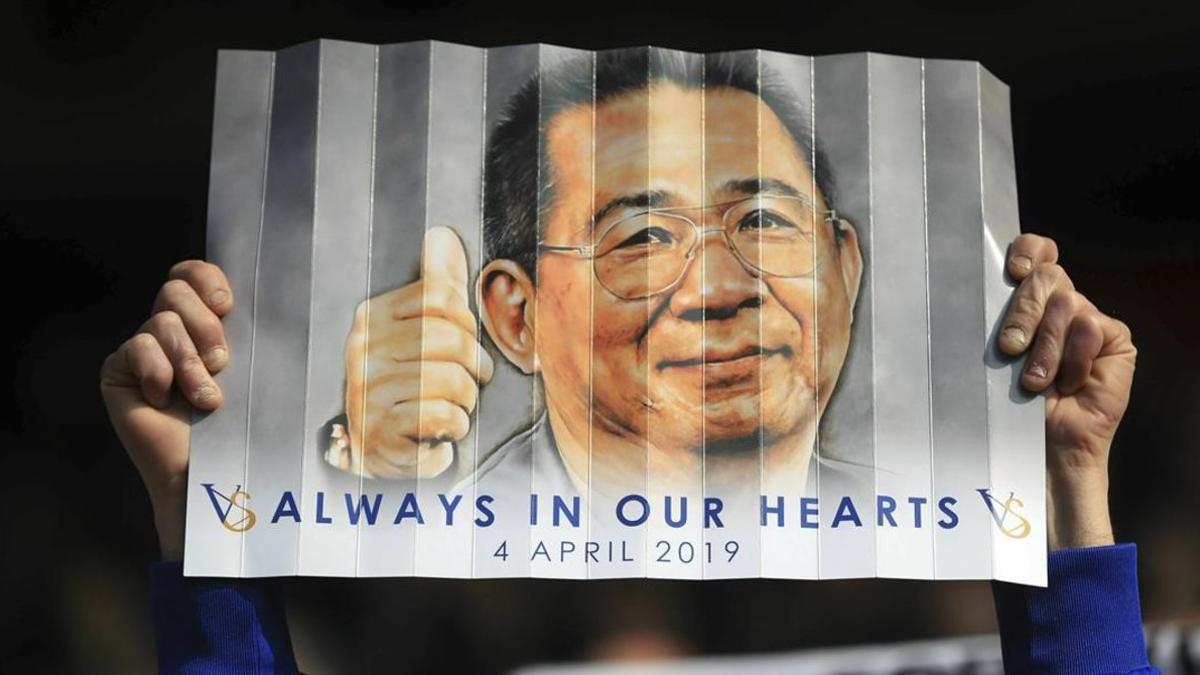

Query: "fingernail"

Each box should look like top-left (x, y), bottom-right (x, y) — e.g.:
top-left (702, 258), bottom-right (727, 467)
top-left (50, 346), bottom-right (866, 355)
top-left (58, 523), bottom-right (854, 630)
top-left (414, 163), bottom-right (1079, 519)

top-left (1003, 326), bottom-right (1027, 347)
top-left (194, 384), bottom-right (217, 404)
top-left (208, 289), bottom-right (230, 307)
top-left (1012, 255), bottom-right (1033, 273)
top-left (204, 346), bottom-right (228, 367)
top-left (1026, 361), bottom-right (1047, 379)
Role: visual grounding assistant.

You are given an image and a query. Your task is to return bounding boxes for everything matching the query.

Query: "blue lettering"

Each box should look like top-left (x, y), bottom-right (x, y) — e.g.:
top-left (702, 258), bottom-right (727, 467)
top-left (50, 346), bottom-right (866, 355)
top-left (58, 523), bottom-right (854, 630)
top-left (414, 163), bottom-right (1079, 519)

top-left (392, 493), bottom-right (424, 525)
top-left (831, 496), bottom-right (862, 528)
top-left (665, 496), bottom-right (688, 528)
top-left (439, 493), bottom-right (463, 526)
top-left (761, 495), bottom-right (785, 527)
top-left (908, 496), bottom-right (928, 528)
top-left (271, 490), bottom-right (301, 524)
top-left (617, 494), bottom-right (650, 527)
top-left (877, 495), bottom-right (897, 527)
top-left (553, 495), bottom-right (581, 528)
top-left (316, 491), bottom-right (333, 524)
top-left (474, 495), bottom-right (495, 527)
top-left (704, 497), bottom-right (725, 528)
top-left (345, 493), bottom-right (382, 526)
top-left (937, 496), bottom-right (959, 529)
top-left (800, 497), bottom-right (819, 528)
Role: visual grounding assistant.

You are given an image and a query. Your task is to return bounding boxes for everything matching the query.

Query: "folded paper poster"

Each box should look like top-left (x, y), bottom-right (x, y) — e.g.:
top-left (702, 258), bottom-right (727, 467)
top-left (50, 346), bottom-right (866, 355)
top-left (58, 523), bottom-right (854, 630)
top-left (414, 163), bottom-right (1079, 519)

top-left (184, 41), bottom-right (1045, 584)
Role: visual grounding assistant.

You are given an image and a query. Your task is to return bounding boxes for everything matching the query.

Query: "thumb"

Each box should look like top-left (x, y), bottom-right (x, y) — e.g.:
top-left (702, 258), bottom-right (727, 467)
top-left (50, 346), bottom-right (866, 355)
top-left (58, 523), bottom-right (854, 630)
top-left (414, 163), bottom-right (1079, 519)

top-left (421, 226), bottom-right (470, 301)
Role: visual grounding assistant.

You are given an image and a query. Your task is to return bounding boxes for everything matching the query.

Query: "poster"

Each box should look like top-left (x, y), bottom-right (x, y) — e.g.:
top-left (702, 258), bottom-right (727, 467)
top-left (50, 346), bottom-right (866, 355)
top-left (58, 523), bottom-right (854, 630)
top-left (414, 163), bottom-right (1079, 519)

top-left (184, 40), bottom-right (1045, 584)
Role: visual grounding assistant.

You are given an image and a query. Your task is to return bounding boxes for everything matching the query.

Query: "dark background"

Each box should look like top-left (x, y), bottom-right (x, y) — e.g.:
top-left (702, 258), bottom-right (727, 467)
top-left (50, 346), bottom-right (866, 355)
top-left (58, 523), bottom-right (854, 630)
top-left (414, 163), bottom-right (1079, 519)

top-left (3, 0), bottom-right (1198, 673)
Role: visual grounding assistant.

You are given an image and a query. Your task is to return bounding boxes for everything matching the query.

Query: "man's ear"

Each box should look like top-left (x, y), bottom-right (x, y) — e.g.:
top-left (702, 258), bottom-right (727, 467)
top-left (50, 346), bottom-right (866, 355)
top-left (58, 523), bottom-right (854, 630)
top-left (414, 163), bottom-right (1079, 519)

top-left (478, 258), bottom-right (537, 374)
top-left (834, 218), bottom-right (864, 317)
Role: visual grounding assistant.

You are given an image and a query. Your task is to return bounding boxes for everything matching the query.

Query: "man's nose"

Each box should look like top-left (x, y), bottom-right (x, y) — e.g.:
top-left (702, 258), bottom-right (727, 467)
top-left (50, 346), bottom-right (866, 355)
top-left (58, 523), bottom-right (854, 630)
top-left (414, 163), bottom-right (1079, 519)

top-left (668, 229), bottom-right (764, 321)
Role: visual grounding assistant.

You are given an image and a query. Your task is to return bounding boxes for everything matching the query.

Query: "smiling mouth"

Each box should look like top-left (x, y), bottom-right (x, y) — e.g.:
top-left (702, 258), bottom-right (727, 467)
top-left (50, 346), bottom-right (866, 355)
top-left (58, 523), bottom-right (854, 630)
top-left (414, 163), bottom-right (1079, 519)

top-left (657, 345), bottom-right (792, 370)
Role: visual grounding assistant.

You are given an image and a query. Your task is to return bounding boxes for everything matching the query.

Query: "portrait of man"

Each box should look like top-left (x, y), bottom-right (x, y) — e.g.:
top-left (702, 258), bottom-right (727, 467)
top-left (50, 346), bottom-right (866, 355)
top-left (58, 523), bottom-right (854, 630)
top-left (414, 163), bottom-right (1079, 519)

top-left (324, 48), bottom-right (866, 500)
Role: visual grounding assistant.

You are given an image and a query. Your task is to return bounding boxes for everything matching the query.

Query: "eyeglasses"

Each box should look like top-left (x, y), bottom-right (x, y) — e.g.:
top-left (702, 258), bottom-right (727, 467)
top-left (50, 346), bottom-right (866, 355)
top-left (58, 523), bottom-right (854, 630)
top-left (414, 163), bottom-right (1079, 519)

top-left (537, 194), bottom-right (839, 300)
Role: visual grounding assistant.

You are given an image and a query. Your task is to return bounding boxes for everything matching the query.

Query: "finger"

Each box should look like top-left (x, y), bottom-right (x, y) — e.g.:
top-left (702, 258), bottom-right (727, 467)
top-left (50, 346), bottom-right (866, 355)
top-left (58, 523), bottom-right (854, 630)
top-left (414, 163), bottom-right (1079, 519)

top-left (377, 398), bottom-right (472, 444)
top-left (1100, 316), bottom-right (1135, 356)
top-left (358, 434), bottom-right (419, 477)
top-left (1006, 233), bottom-right (1059, 281)
top-left (153, 279), bottom-right (229, 371)
top-left (366, 361), bottom-right (479, 415)
top-left (101, 333), bottom-right (175, 409)
top-left (420, 226), bottom-right (470, 303)
top-left (365, 439), bottom-right (453, 479)
top-left (168, 260), bottom-right (234, 316)
top-left (365, 316), bottom-right (495, 383)
top-left (1056, 311), bottom-right (1105, 395)
top-left (365, 442), bottom-right (418, 478)
top-left (142, 310), bottom-right (223, 410)
top-left (1019, 289), bottom-right (1086, 392)
top-left (999, 263), bottom-right (1074, 356)
top-left (357, 279), bottom-right (478, 339)
top-left (378, 279), bottom-right (479, 339)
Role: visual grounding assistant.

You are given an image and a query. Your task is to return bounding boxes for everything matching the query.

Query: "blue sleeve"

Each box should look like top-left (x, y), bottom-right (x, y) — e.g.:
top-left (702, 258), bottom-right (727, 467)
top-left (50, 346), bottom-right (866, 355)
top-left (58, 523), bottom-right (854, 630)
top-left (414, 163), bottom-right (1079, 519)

top-left (992, 542), bottom-right (1157, 674)
top-left (148, 561), bottom-right (300, 675)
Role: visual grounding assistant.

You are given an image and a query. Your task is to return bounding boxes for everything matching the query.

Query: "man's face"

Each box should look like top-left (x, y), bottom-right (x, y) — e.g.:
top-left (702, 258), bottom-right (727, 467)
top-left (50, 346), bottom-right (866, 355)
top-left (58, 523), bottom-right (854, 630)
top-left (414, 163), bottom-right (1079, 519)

top-left (525, 83), bottom-right (861, 459)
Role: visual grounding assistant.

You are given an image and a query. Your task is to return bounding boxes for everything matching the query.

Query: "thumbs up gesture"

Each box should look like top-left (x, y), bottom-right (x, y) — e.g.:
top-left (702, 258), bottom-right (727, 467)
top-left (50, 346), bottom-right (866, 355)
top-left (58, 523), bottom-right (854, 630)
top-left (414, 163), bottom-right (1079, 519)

top-left (339, 226), bottom-right (495, 479)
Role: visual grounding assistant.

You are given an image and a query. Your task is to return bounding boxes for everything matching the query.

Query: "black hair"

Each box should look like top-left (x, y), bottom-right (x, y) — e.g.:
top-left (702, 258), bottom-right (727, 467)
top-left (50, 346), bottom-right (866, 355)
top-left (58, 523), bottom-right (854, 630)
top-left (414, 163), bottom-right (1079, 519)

top-left (482, 48), bottom-right (836, 280)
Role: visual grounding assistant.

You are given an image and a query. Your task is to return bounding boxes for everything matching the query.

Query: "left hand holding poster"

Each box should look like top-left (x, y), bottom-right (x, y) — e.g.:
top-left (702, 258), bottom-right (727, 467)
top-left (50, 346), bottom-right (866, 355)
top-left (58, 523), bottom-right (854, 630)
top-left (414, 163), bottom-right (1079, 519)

top-left (100, 260), bottom-right (234, 561)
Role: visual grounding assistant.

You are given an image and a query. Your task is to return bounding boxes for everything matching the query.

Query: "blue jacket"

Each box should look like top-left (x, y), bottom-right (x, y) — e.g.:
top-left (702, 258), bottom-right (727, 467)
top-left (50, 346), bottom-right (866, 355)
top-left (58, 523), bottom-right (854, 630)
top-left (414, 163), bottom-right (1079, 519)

top-left (148, 543), bottom-right (1156, 674)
